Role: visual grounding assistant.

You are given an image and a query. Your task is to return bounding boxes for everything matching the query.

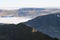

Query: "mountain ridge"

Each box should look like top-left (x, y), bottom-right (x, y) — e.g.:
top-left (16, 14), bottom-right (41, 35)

top-left (24, 13), bottom-right (60, 39)
top-left (0, 8), bottom-right (60, 18)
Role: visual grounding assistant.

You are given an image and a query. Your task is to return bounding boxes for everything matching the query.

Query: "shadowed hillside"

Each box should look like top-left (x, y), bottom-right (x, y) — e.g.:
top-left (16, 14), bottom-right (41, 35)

top-left (24, 12), bottom-right (60, 40)
top-left (0, 23), bottom-right (58, 40)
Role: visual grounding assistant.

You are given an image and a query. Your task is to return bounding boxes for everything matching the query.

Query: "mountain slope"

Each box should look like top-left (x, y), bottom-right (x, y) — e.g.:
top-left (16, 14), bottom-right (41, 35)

top-left (24, 12), bottom-right (60, 39)
top-left (0, 23), bottom-right (57, 40)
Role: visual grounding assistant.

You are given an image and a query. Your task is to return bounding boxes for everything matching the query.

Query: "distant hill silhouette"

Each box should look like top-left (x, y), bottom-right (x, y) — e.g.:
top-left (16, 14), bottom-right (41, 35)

top-left (0, 8), bottom-right (60, 18)
top-left (17, 8), bottom-right (46, 18)
top-left (18, 8), bottom-right (45, 12)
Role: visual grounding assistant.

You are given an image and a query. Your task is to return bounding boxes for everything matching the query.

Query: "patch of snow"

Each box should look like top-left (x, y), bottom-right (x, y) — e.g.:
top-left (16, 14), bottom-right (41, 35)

top-left (0, 17), bottom-right (32, 24)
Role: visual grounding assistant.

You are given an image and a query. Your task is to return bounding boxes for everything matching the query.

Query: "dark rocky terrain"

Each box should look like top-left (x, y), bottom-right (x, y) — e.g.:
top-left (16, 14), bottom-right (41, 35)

top-left (0, 23), bottom-right (59, 40)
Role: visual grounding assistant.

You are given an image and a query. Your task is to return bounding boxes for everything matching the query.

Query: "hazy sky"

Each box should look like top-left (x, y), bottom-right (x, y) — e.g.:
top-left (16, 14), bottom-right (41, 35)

top-left (0, 0), bottom-right (60, 10)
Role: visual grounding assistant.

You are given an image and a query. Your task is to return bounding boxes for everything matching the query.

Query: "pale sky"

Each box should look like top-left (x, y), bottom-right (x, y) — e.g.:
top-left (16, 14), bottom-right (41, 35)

top-left (0, 0), bottom-right (60, 10)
